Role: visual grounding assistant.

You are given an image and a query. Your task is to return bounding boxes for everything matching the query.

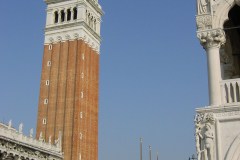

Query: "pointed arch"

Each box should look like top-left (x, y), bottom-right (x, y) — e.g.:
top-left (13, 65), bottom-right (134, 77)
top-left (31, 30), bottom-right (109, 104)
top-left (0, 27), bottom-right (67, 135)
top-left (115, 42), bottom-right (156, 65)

top-left (212, 0), bottom-right (237, 28)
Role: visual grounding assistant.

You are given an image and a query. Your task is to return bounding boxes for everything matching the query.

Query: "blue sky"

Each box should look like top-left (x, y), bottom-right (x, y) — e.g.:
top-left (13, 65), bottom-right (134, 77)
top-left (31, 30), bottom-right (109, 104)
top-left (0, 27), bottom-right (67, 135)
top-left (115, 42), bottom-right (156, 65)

top-left (0, 1), bottom-right (208, 160)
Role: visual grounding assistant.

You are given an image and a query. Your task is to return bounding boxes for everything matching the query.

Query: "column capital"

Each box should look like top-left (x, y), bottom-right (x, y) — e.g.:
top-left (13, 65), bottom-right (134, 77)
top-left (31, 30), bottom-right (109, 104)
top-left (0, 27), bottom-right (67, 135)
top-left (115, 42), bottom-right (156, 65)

top-left (197, 29), bottom-right (226, 49)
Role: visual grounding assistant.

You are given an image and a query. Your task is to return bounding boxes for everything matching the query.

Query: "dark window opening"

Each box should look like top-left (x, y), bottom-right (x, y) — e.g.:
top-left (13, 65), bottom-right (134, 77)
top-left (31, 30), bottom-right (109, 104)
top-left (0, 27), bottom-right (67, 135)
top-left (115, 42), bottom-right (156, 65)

top-left (67, 9), bottom-right (71, 21)
top-left (61, 10), bottom-right (65, 22)
top-left (222, 5), bottom-right (240, 79)
top-left (73, 7), bottom-right (78, 20)
top-left (54, 11), bottom-right (59, 23)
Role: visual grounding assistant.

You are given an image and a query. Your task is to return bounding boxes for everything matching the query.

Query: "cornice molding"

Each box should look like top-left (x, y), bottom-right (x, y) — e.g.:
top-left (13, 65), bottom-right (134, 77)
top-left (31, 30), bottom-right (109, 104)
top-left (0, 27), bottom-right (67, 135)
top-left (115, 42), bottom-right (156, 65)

top-left (45, 23), bottom-right (101, 53)
top-left (46, 21), bottom-right (101, 41)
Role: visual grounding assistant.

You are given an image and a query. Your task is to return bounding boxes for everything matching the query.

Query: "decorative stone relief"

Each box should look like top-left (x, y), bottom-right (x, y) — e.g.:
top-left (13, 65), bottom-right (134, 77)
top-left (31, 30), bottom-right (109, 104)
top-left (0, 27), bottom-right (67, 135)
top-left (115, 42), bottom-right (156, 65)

top-left (45, 32), bottom-right (100, 53)
top-left (197, 0), bottom-right (211, 15)
top-left (196, 15), bottom-right (212, 30)
top-left (197, 29), bottom-right (226, 49)
top-left (0, 121), bottom-right (63, 160)
top-left (19, 123), bottom-right (23, 134)
top-left (30, 128), bottom-right (33, 138)
top-left (195, 112), bottom-right (215, 160)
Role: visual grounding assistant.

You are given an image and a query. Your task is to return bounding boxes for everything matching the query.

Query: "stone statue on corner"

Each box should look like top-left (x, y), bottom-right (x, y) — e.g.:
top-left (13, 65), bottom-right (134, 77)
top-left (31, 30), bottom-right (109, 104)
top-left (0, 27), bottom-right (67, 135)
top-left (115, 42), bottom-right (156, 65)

top-left (198, 0), bottom-right (210, 14)
top-left (195, 113), bottom-right (215, 160)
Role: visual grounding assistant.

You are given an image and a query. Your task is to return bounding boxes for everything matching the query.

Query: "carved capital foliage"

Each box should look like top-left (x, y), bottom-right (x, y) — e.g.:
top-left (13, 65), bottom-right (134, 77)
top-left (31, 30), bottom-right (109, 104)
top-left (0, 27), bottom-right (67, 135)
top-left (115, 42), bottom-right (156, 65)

top-left (197, 29), bottom-right (226, 49)
top-left (196, 15), bottom-right (212, 30)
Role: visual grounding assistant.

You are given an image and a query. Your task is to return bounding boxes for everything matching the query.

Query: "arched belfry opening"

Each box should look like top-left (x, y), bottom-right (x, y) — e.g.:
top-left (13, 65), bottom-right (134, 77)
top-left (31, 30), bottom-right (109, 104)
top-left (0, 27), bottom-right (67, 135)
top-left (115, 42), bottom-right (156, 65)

top-left (222, 5), bottom-right (240, 79)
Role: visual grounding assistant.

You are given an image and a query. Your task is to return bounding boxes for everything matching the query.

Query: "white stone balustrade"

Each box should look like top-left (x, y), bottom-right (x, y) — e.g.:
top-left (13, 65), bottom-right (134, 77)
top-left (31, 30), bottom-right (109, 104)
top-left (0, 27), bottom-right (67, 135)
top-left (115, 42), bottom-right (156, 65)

top-left (221, 78), bottom-right (240, 104)
top-left (0, 123), bottom-right (62, 155)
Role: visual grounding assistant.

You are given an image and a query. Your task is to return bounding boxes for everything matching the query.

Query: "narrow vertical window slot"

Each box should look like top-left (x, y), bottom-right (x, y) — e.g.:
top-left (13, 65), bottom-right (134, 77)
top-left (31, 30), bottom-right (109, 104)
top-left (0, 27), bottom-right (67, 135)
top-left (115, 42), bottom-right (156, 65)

top-left (49, 44), bottom-right (53, 50)
top-left (43, 118), bottom-right (47, 124)
top-left (82, 53), bottom-right (85, 60)
top-left (47, 61), bottom-right (51, 66)
top-left (46, 80), bottom-right (50, 86)
top-left (44, 99), bottom-right (48, 104)
top-left (81, 92), bottom-right (84, 99)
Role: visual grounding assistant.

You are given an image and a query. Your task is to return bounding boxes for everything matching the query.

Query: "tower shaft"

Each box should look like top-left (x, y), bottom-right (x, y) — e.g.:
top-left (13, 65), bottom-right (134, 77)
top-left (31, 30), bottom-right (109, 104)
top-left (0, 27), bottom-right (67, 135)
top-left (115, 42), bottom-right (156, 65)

top-left (36, 1), bottom-right (103, 160)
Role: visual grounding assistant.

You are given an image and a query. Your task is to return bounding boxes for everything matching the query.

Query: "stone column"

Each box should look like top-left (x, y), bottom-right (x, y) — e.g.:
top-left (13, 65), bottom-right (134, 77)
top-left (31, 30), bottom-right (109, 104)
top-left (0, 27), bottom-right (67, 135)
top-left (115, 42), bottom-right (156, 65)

top-left (197, 29), bottom-right (226, 106)
top-left (58, 11), bottom-right (61, 23)
top-left (71, 8), bottom-right (74, 21)
top-left (64, 9), bottom-right (67, 22)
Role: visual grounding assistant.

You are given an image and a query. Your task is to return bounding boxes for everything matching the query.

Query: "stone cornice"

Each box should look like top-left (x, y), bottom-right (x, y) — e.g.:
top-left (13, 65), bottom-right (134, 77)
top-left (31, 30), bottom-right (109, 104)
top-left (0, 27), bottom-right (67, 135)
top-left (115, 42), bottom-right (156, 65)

top-left (197, 29), bottom-right (226, 49)
top-left (196, 104), bottom-right (240, 113)
top-left (44, 23), bottom-right (101, 53)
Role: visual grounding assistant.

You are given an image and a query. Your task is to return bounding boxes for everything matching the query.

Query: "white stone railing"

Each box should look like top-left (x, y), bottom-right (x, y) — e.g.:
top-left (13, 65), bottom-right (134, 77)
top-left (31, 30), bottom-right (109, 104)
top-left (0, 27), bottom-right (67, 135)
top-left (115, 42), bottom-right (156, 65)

top-left (221, 78), bottom-right (240, 104)
top-left (0, 123), bottom-right (61, 153)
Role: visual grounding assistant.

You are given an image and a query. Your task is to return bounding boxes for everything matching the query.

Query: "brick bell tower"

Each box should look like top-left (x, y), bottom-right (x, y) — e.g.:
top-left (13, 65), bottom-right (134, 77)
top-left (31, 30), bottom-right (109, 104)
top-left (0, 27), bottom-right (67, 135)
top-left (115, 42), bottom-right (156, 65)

top-left (36, 0), bottom-right (103, 160)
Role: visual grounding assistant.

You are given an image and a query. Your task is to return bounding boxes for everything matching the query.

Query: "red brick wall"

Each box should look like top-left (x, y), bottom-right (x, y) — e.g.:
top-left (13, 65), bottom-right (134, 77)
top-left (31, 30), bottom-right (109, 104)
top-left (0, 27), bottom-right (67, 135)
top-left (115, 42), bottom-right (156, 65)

top-left (36, 39), bottom-right (99, 160)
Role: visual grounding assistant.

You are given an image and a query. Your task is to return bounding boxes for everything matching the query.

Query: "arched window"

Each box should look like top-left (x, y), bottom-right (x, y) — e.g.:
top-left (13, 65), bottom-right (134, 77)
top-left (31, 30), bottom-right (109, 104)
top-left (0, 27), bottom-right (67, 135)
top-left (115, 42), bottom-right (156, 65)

top-left (73, 7), bottom-right (78, 20)
top-left (54, 11), bottom-right (59, 23)
top-left (67, 9), bottom-right (71, 21)
top-left (222, 5), bottom-right (240, 80)
top-left (61, 10), bottom-right (65, 22)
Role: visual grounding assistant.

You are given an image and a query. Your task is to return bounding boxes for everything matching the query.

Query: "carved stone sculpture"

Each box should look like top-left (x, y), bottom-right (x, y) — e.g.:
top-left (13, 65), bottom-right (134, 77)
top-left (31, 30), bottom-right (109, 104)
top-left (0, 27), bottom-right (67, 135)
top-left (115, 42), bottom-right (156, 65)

top-left (39, 132), bottom-right (44, 142)
top-left (203, 123), bottom-right (214, 160)
top-left (49, 136), bottom-right (52, 144)
top-left (8, 120), bottom-right (12, 129)
top-left (30, 128), bottom-right (33, 138)
top-left (195, 113), bottom-right (215, 160)
top-left (197, 29), bottom-right (226, 49)
top-left (55, 131), bottom-right (62, 149)
top-left (198, 0), bottom-right (210, 14)
top-left (195, 123), bottom-right (203, 160)
top-left (19, 123), bottom-right (23, 134)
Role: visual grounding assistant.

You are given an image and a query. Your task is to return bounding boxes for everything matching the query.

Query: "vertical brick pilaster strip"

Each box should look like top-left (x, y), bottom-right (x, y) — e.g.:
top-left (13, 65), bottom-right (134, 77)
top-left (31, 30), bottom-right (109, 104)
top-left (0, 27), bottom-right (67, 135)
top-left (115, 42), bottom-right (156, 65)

top-left (55, 41), bottom-right (69, 143)
top-left (46, 42), bottom-right (61, 142)
top-left (71, 39), bottom-right (83, 160)
top-left (79, 39), bottom-right (87, 160)
top-left (82, 42), bottom-right (88, 160)
top-left (86, 44), bottom-right (91, 160)
top-left (63, 40), bottom-right (78, 159)
top-left (92, 50), bottom-right (98, 160)
top-left (36, 45), bottom-right (52, 139)
top-left (96, 53), bottom-right (99, 160)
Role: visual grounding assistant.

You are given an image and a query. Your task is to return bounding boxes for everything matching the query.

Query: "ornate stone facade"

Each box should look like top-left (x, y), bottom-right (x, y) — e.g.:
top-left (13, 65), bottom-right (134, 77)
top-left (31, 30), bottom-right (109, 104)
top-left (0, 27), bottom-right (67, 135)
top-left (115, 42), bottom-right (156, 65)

top-left (0, 122), bottom-right (63, 160)
top-left (195, 0), bottom-right (240, 160)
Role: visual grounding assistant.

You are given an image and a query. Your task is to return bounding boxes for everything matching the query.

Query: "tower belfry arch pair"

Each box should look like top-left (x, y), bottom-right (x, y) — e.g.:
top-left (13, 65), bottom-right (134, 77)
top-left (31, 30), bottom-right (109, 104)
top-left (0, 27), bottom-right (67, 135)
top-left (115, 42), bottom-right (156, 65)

top-left (195, 0), bottom-right (240, 160)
